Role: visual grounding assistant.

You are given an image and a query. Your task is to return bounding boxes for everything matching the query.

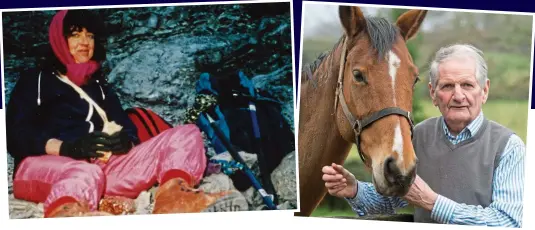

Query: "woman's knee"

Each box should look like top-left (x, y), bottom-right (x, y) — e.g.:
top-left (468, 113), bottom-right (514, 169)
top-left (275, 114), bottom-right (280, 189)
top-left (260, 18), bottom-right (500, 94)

top-left (66, 162), bottom-right (105, 182)
top-left (15, 155), bottom-right (74, 180)
top-left (54, 162), bottom-right (105, 191)
top-left (13, 158), bottom-right (106, 203)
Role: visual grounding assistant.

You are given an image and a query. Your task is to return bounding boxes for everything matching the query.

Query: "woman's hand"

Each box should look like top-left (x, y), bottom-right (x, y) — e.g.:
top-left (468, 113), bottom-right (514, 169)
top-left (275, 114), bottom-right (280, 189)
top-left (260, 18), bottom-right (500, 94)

top-left (322, 163), bottom-right (358, 199)
top-left (45, 139), bottom-right (63, 156)
top-left (58, 131), bottom-right (111, 160)
top-left (107, 130), bottom-right (134, 155)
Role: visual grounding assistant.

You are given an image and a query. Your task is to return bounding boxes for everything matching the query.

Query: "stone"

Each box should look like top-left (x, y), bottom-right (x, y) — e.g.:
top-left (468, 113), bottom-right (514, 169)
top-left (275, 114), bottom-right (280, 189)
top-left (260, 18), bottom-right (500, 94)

top-left (8, 194), bottom-right (44, 219)
top-left (271, 151), bottom-right (297, 206)
top-left (147, 13), bottom-right (159, 28)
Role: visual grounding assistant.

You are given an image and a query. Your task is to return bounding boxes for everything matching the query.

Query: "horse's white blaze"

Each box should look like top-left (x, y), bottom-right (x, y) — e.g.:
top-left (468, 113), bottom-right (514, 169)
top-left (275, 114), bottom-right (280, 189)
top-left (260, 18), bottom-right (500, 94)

top-left (392, 121), bottom-right (404, 164)
top-left (388, 51), bottom-right (403, 166)
top-left (388, 51), bottom-right (401, 105)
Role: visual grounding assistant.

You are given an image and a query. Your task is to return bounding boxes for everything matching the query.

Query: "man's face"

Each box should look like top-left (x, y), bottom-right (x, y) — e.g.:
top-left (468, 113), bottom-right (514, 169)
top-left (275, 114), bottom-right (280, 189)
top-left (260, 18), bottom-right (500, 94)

top-left (429, 57), bottom-right (489, 134)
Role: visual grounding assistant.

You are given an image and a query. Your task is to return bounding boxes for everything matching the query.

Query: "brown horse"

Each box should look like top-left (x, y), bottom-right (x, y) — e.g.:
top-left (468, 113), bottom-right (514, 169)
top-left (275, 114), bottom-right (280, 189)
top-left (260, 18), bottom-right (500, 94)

top-left (296, 6), bottom-right (427, 216)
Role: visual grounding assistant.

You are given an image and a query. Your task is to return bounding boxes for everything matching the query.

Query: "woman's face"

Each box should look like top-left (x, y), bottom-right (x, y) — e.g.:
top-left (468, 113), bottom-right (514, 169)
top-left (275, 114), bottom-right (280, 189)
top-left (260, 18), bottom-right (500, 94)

top-left (67, 27), bottom-right (94, 63)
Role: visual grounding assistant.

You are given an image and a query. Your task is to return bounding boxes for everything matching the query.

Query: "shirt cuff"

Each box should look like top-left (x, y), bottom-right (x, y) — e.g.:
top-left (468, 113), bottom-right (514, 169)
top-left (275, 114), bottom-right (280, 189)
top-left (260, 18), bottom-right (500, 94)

top-left (344, 181), bottom-right (365, 201)
top-left (430, 195), bottom-right (458, 224)
top-left (344, 181), bottom-right (369, 216)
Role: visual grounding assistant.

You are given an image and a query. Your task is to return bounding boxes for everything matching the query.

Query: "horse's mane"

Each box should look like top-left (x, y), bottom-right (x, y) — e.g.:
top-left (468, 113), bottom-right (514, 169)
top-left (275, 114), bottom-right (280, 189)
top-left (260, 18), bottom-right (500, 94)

top-left (303, 16), bottom-right (399, 76)
top-left (302, 36), bottom-right (344, 76)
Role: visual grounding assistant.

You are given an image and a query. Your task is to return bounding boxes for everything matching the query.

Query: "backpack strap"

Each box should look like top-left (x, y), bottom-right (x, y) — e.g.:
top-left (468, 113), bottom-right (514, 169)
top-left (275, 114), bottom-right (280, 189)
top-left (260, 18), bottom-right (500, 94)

top-left (126, 108), bottom-right (156, 137)
top-left (137, 107), bottom-right (172, 133)
top-left (126, 107), bottom-right (173, 143)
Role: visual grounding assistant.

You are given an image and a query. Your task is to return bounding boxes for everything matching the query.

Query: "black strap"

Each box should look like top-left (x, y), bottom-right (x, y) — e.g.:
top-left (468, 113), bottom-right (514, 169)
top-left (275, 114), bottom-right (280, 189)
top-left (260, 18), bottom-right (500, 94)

top-left (355, 136), bottom-right (368, 167)
top-left (337, 88), bottom-right (414, 166)
top-left (360, 107), bottom-right (413, 133)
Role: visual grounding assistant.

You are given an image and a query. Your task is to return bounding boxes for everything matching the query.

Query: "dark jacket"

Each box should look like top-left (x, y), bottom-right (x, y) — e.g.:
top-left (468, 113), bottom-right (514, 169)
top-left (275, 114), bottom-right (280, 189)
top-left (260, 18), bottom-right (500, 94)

top-left (6, 68), bottom-right (140, 173)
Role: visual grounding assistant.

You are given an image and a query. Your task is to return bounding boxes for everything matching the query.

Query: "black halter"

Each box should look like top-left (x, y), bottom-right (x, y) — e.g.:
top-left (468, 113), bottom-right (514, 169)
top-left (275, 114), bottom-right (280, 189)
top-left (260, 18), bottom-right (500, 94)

top-left (334, 37), bottom-right (415, 167)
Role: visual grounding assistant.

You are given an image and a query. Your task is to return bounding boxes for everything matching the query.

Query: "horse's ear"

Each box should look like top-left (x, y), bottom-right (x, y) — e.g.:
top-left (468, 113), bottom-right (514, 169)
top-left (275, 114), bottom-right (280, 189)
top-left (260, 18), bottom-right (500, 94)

top-left (395, 10), bottom-right (427, 41)
top-left (339, 6), bottom-right (366, 37)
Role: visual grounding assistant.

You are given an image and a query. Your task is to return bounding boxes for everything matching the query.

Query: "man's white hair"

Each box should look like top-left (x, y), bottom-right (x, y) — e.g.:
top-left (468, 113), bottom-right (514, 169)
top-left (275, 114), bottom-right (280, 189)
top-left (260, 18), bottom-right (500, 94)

top-left (428, 44), bottom-right (488, 89)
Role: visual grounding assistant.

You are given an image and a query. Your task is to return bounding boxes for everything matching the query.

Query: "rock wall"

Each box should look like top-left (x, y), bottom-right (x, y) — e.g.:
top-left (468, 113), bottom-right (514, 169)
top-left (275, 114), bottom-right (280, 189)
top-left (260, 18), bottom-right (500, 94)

top-left (3, 3), bottom-right (293, 125)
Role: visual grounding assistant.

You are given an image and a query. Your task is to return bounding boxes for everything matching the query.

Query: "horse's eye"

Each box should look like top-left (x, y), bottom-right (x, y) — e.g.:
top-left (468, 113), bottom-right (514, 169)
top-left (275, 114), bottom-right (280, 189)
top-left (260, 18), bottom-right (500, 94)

top-left (353, 70), bottom-right (366, 83)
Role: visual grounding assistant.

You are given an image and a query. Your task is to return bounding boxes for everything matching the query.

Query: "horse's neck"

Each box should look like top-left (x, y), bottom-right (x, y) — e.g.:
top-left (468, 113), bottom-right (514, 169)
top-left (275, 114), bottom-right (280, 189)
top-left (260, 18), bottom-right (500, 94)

top-left (299, 43), bottom-right (352, 173)
top-left (297, 41), bottom-right (354, 216)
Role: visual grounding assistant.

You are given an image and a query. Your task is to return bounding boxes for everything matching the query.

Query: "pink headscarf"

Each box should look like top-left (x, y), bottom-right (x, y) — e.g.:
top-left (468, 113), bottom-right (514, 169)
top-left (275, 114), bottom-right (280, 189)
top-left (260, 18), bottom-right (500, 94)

top-left (49, 10), bottom-right (100, 86)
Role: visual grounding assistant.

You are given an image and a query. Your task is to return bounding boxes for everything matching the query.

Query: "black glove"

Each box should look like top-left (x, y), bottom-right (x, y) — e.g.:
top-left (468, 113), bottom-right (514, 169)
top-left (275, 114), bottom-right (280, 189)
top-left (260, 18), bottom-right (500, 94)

top-left (59, 131), bottom-right (112, 160)
top-left (107, 130), bottom-right (134, 155)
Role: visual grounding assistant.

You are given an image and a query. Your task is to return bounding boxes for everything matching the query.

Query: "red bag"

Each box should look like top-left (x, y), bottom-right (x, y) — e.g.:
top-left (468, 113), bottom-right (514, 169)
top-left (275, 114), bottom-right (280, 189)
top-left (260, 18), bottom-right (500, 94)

top-left (126, 107), bottom-right (173, 143)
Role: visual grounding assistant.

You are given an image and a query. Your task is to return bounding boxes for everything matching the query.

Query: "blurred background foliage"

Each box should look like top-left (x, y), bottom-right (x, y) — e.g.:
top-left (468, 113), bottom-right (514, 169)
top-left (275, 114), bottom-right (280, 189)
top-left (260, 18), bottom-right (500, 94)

top-left (301, 5), bottom-right (532, 217)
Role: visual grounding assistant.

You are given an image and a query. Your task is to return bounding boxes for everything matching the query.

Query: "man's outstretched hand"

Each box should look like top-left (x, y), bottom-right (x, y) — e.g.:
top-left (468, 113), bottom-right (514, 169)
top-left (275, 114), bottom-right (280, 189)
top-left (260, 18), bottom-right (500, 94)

top-left (322, 163), bottom-right (358, 199)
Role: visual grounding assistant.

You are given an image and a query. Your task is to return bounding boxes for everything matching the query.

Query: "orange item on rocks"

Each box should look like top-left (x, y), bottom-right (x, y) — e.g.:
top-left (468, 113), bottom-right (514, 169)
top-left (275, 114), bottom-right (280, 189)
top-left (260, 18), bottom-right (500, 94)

top-left (98, 196), bottom-right (136, 215)
top-left (46, 198), bottom-right (113, 218)
top-left (152, 177), bottom-right (230, 214)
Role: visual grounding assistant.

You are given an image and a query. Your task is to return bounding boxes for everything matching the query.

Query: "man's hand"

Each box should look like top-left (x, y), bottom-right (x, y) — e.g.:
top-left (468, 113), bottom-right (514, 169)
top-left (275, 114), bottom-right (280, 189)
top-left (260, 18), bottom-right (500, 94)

top-left (402, 175), bottom-right (438, 211)
top-left (322, 163), bottom-right (358, 199)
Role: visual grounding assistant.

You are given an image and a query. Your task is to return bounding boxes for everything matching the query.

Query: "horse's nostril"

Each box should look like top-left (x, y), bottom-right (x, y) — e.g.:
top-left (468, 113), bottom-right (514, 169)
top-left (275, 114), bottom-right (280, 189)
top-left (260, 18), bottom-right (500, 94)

top-left (385, 157), bottom-right (397, 175)
top-left (384, 157), bottom-right (400, 184)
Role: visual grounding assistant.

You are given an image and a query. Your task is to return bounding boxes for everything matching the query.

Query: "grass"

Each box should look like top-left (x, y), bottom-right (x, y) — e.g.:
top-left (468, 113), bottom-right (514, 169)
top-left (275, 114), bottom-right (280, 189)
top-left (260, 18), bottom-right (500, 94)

top-left (310, 99), bottom-right (529, 217)
top-left (310, 208), bottom-right (359, 217)
top-left (311, 206), bottom-right (415, 217)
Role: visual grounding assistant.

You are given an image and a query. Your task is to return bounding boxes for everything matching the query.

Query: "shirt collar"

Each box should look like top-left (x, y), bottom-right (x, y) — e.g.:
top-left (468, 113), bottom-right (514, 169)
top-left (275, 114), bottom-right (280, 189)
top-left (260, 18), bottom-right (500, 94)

top-left (441, 111), bottom-right (485, 139)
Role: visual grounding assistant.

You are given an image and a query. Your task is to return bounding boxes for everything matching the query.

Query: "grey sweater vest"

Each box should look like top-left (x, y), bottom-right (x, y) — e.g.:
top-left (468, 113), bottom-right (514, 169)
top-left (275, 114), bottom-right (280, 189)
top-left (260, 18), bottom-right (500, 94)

top-left (412, 117), bottom-right (513, 223)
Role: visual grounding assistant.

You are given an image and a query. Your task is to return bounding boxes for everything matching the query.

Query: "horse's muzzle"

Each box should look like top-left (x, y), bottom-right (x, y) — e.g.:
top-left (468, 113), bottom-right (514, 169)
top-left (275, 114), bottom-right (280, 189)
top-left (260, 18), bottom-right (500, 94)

top-left (379, 157), bottom-right (417, 196)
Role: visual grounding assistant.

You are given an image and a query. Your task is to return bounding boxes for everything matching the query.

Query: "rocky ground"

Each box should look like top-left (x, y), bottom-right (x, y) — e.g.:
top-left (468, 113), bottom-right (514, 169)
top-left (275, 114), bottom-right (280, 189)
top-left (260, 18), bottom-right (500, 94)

top-left (7, 151), bottom-right (296, 218)
top-left (3, 2), bottom-right (296, 218)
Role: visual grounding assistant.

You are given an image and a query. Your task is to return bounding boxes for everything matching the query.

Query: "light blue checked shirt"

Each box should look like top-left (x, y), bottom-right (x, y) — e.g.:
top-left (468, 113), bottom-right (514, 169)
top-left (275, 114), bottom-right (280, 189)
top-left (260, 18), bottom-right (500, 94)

top-left (345, 112), bottom-right (525, 227)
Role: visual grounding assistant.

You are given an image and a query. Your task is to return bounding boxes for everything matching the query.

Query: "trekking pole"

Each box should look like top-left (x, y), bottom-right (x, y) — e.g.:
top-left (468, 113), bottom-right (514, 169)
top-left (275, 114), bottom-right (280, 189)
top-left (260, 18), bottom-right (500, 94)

top-left (203, 113), bottom-right (278, 210)
top-left (246, 101), bottom-right (278, 205)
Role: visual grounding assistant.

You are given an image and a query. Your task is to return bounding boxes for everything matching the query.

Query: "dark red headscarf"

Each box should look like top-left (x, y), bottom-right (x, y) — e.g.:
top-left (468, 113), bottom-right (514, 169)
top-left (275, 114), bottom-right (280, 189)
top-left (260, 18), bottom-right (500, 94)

top-left (49, 10), bottom-right (100, 86)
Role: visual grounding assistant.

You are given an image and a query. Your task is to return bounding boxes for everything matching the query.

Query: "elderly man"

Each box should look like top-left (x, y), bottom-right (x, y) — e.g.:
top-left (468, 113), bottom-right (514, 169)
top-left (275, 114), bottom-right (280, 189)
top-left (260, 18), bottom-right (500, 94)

top-left (322, 44), bottom-right (524, 227)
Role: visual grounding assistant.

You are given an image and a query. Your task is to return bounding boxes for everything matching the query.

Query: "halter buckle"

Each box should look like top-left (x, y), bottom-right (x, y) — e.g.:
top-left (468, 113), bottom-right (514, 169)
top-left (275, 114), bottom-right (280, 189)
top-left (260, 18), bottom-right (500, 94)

top-left (353, 119), bottom-right (362, 136)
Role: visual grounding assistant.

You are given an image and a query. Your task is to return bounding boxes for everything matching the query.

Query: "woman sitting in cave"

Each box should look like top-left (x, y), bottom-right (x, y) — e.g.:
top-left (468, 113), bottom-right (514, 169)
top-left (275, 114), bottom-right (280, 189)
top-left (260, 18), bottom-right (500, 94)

top-left (6, 9), bottom-right (247, 217)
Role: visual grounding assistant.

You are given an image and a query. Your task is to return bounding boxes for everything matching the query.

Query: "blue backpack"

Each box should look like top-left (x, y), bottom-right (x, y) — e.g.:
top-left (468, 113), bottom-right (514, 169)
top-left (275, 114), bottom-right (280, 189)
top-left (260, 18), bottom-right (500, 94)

top-left (193, 71), bottom-right (295, 206)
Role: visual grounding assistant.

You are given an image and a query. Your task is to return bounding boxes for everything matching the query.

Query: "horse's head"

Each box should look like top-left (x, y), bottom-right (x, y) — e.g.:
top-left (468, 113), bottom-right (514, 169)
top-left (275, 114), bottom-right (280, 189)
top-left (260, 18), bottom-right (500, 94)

top-left (335, 6), bottom-right (426, 196)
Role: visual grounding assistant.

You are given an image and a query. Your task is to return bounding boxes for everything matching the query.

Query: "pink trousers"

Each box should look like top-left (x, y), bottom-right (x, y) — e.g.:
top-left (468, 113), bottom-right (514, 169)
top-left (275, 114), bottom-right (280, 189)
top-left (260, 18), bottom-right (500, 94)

top-left (12, 124), bottom-right (206, 216)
